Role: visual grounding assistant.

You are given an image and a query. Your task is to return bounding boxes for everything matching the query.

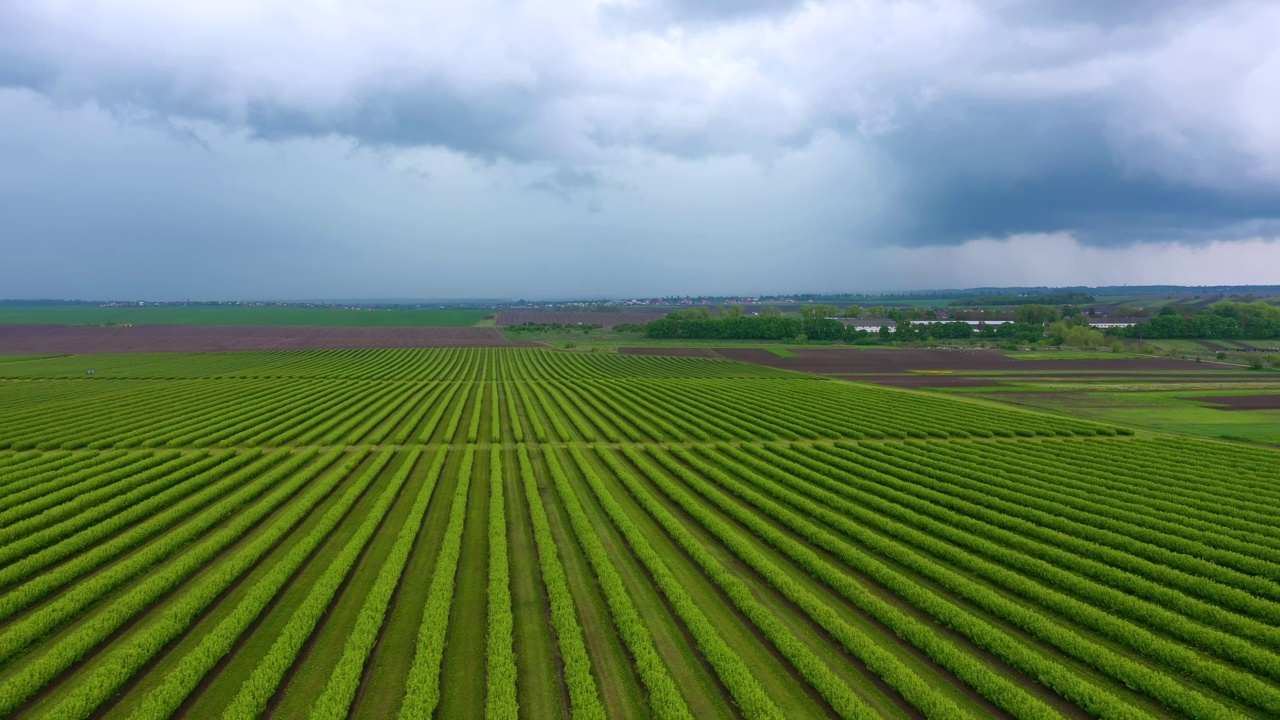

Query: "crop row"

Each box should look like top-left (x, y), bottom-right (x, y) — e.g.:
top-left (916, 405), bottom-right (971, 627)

top-left (841, 441), bottom-right (1280, 604)
top-left (398, 445), bottom-right (476, 718)
top-left (541, 446), bottom-right (692, 719)
top-left (614, 443), bottom-right (1054, 717)
top-left (0, 447), bottom-right (350, 715)
top-left (222, 449), bottom-right (400, 718)
top-left (0, 347), bottom-right (794, 381)
top-left (49, 449), bottom-right (399, 719)
top-left (483, 445), bottom-right (519, 720)
top-left (629, 444), bottom-right (1149, 717)
top-left (725, 443), bottom-right (1280, 711)
top-left (0, 452), bottom-right (282, 604)
top-left (0, 380), bottom-right (1124, 452)
top-left (765, 443), bottom-right (1280, 654)
top-left (672, 444), bottom-right (1260, 717)
top-left (514, 445), bottom-right (606, 719)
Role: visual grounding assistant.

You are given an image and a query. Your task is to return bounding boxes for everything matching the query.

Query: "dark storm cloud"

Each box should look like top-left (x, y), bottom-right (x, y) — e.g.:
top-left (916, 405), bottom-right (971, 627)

top-left (872, 99), bottom-right (1280, 246)
top-left (242, 82), bottom-right (534, 159)
top-left (1004, 0), bottom-right (1206, 26)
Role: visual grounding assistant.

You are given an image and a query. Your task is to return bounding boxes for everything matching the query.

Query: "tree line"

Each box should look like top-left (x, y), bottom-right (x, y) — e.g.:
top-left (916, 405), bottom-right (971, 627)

top-left (1120, 302), bottom-right (1280, 340)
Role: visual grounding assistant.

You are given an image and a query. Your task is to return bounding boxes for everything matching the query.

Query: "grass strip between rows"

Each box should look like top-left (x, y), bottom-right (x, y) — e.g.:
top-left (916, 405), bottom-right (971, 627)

top-left (0, 447), bottom-right (346, 716)
top-left (397, 445), bottom-right (476, 719)
top-left (219, 448), bottom-right (399, 719)
top-left (308, 448), bottom-right (439, 720)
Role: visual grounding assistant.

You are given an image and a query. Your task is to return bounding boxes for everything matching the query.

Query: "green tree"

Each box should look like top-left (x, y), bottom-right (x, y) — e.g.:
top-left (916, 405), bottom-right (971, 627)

top-left (669, 307), bottom-right (711, 321)
top-left (799, 304), bottom-right (840, 320)
top-left (842, 305), bottom-right (864, 318)
top-left (1015, 304), bottom-right (1058, 325)
top-left (1047, 322), bottom-right (1105, 347)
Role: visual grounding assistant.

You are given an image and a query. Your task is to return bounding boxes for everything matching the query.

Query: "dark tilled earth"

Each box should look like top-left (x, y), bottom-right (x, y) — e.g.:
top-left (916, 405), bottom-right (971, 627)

top-left (1192, 395), bottom-right (1280, 410)
top-left (712, 347), bottom-right (1231, 374)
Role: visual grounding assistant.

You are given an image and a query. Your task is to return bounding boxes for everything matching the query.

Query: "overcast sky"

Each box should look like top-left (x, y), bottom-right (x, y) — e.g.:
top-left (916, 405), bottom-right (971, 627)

top-left (2, 1), bottom-right (1279, 300)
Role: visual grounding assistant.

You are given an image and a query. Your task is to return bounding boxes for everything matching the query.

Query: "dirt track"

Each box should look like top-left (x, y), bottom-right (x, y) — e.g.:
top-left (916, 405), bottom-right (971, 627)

top-left (0, 324), bottom-right (541, 354)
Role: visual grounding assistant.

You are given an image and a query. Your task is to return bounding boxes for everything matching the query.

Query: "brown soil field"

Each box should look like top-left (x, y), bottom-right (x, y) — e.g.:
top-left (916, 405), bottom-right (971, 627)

top-left (496, 310), bottom-right (664, 327)
top-left (714, 347), bottom-right (1226, 374)
top-left (849, 375), bottom-right (1005, 388)
top-left (0, 324), bottom-right (540, 354)
top-left (617, 347), bottom-right (722, 358)
top-left (1194, 395), bottom-right (1280, 410)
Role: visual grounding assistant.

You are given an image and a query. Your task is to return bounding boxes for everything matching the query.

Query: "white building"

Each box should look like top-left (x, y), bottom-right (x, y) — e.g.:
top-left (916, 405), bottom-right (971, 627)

top-left (908, 320), bottom-right (1011, 327)
top-left (1088, 318), bottom-right (1144, 329)
top-left (837, 318), bottom-right (897, 331)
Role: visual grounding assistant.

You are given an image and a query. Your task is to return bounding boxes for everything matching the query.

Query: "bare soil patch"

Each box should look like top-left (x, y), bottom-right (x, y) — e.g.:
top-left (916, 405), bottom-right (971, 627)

top-left (0, 324), bottom-right (539, 354)
top-left (617, 347), bottom-right (722, 358)
top-left (849, 375), bottom-right (1004, 388)
top-left (1194, 395), bottom-right (1280, 411)
top-left (716, 347), bottom-right (1216, 374)
top-left (497, 311), bottom-right (664, 328)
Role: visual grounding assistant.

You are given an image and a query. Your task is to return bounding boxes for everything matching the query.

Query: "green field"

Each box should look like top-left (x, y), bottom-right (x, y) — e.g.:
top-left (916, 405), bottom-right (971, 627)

top-left (967, 385), bottom-right (1280, 444)
top-left (0, 305), bottom-right (492, 327)
top-left (1, 348), bottom-right (1279, 719)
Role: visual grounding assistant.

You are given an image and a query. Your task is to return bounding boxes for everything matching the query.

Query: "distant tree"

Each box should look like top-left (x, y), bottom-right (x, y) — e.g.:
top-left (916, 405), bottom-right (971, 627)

top-left (799, 304), bottom-right (840, 320)
top-left (842, 305), bottom-right (864, 318)
top-left (1015, 304), bottom-right (1059, 325)
top-left (757, 305), bottom-right (783, 317)
top-left (1047, 322), bottom-right (1105, 347)
top-left (668, 307), bottom-right (711, 321)
top-left (720, 304), bottom-right (745, 318)
top-left (867, 306), bottom-right (887, 318)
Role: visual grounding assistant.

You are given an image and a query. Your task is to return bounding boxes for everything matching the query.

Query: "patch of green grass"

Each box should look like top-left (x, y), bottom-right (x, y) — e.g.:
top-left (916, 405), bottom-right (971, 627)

top-left (969, 388), bottom-right (1280, 444)
top-left (0, 305), bottom-right (491, 327)
top-left (762, 347), bottom-right (798, 358)
top-left (1140, 339), bottom-right (1206, 352)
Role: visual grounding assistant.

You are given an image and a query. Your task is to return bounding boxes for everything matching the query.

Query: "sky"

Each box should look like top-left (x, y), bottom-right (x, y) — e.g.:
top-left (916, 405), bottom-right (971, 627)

top-left (2, 0), bottom-right (1279, 300)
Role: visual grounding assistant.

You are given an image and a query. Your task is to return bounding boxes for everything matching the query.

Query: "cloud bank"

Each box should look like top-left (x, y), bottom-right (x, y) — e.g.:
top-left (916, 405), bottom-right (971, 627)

top-left (2, 1), bottom-right (1279, 297)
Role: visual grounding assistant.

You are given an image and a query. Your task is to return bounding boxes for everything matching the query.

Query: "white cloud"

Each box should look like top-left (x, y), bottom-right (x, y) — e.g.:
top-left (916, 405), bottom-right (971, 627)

top-left (3, 1), bottom-right (1280, 298)
top-left (2, 0), bottom-right (1276, 181)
